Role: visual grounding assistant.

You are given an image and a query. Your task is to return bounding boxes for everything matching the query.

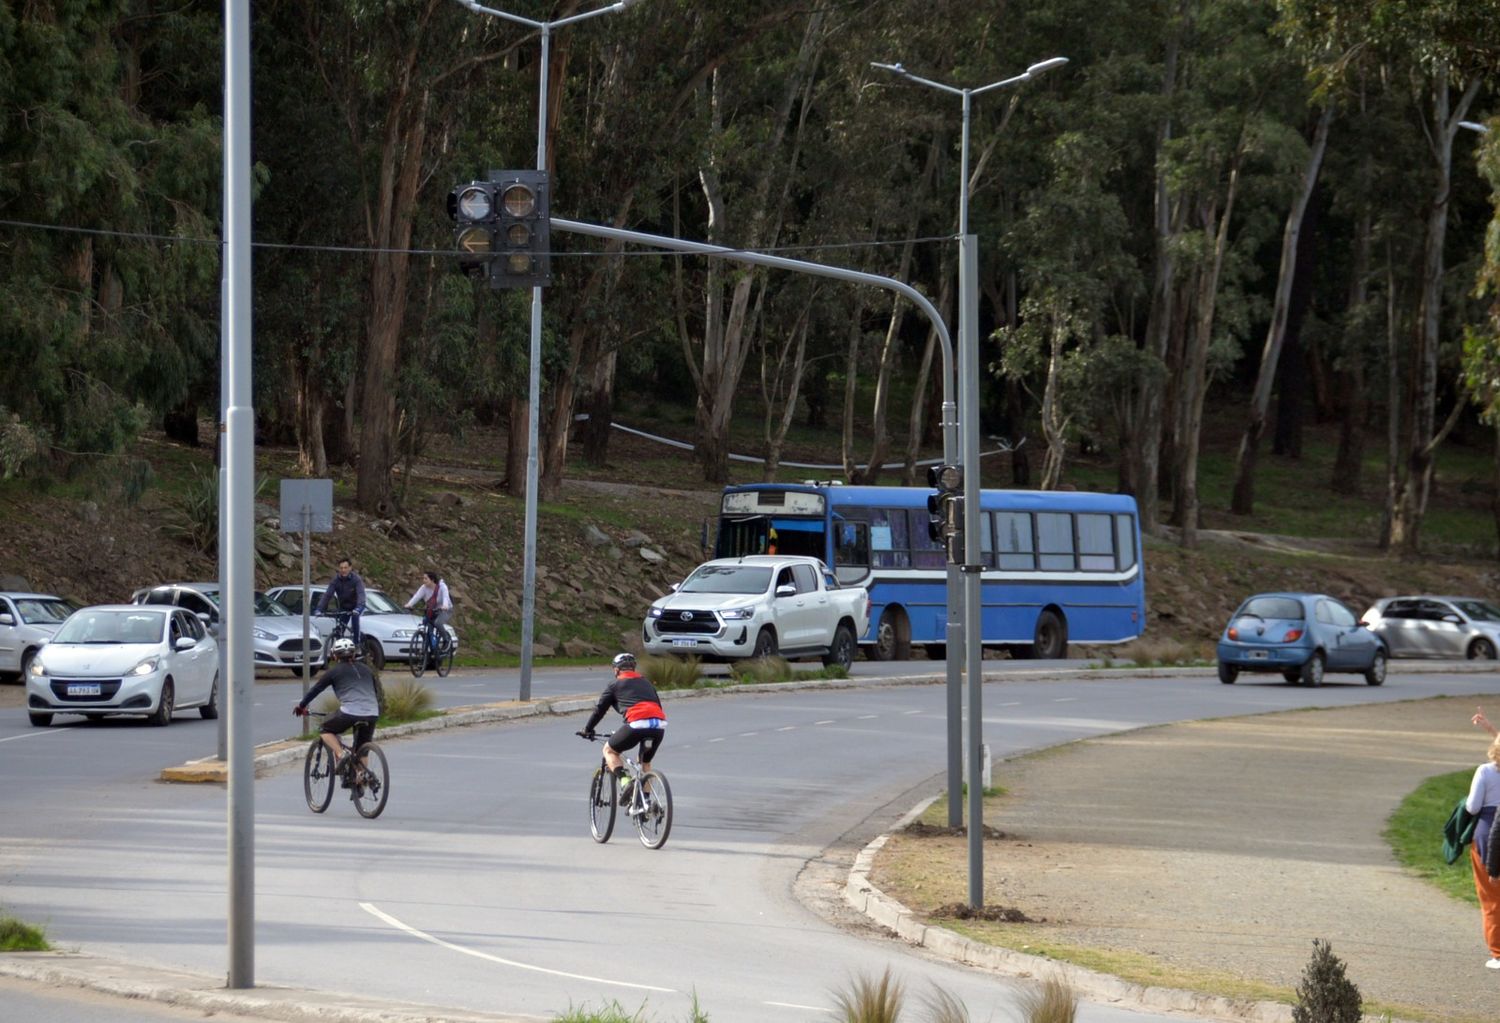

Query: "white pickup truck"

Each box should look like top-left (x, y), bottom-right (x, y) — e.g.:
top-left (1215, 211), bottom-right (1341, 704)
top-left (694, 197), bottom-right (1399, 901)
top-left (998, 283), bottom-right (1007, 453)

top-left (642, 555), bottom-right (870, 669)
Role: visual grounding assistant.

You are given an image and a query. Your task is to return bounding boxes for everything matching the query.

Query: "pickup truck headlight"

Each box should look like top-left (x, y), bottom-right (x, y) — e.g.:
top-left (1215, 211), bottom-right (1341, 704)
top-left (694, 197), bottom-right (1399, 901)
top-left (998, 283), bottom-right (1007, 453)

top-left (719, 607), bottom-right (755, 620)
top-left (648, 607), bottom-right (664, 619)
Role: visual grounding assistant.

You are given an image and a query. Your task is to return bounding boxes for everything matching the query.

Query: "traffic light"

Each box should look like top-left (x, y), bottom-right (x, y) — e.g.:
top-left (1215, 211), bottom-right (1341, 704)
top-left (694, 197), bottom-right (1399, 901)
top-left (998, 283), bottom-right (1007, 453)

top-left (926, 463), bottom-right (964, 564)
top-left (445, 170), bottom-right (551, 289)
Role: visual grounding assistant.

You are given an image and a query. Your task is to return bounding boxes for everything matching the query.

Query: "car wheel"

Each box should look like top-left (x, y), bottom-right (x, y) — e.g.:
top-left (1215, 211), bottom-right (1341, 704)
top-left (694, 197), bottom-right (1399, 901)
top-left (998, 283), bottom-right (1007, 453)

top-left (18, 648), bottom-right (37, 685)
top-left (1364, 649), bottom-right (1387, 686)
top-left (149, 679), bottom-right (175, 727)
top-left (1469, 638), bottom-right (1497, 661)
top-left (1300, 651), bottom-right (1325, 688)
top-left (752, 628), bottom-right (778, 659)
top-left (28, 711), bottom-right (52, 728)
top-left (362, 636), bottom-right (385, 671)
top-left (1217, 662), bottom-right (1237, 684)
top-left (200, 674), bottom-right (220, 719)
top-left (822, 624), bottom-right (856, 671)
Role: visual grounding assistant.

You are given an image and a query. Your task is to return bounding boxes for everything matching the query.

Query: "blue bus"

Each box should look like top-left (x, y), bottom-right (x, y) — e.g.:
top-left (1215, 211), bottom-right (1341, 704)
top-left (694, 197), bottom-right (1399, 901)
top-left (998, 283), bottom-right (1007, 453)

top-left (714, 483), bottom-right (1145, 660)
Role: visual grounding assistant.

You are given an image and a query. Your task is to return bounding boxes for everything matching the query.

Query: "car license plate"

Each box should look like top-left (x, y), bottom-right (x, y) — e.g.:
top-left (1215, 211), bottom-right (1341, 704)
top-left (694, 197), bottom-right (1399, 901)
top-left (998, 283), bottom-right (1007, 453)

top-left (67, 683), bottom-right (102, 697)
top-left (1250, 651), bottom-right (1268, 660)
top-left (672, 639), bottom-right (696, 648)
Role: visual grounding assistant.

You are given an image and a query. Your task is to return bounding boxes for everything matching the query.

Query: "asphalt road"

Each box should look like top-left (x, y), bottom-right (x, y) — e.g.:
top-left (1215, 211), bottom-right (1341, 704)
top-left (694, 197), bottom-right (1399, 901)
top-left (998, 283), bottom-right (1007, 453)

top-left (3, 662), bottom-right (1497, 1023)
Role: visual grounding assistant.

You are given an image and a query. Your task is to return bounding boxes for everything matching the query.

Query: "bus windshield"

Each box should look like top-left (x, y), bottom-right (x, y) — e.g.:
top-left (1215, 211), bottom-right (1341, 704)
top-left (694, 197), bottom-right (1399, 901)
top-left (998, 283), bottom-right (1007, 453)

top-left (680, 565), bottom-right (772, 595)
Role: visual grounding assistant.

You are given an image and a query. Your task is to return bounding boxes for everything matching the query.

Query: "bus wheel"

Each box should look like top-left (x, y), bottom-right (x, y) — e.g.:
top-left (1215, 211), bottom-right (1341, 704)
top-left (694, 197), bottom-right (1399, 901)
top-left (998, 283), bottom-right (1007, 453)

top-left (872, 610), bottom-right (910, 661)
top-left (1033, 610), bottom-right (1067, 660)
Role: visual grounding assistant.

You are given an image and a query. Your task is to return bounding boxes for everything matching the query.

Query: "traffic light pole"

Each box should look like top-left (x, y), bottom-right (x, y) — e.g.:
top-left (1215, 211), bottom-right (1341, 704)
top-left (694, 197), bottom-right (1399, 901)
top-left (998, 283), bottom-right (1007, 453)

top-left (960, 233), bottom-right (984, 907)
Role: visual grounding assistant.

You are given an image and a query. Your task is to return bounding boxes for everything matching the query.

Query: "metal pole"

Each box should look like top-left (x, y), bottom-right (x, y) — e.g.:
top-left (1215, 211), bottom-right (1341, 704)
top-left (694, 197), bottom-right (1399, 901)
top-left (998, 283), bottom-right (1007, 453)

top-left (960, 233), bottom-right (984, 908)
top-left (301, 509), bottom-right (312, 710)
top-left (518, 27), bottom-right (551, 704)
top-left (223, 0), bottom-right (255, 988)
top-left (216, 291), bottom-right (229, 765)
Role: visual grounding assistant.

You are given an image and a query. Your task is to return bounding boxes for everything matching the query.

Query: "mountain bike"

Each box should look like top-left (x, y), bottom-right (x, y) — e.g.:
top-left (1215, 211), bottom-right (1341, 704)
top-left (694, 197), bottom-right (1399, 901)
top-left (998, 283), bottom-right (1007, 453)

top-left (577, 730), bottom-right (672, 849)
top-left (409, 612), bottom-right (454, 679)
top-left (302, 712), bottom-right (389, 819)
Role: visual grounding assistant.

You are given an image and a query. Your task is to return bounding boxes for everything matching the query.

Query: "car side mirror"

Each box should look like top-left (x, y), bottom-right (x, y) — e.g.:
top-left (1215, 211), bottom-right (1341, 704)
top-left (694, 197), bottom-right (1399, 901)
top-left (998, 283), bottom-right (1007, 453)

top-left (0, 613), bottom-right (13, 626)
top-left (776, 584), bottom-right (796, 598)
top-left (174, 636), bottom-right (197, 651)
top-left (669, 583), bottom-right (680, 592)
top-left (1443, 614), bottom-right (1463, 624)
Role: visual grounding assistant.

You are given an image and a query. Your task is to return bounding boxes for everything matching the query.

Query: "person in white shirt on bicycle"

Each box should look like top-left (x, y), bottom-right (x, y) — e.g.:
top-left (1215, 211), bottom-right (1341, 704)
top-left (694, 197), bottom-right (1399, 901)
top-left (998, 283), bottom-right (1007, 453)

top-left (404, 570), bottom-right (452, 660)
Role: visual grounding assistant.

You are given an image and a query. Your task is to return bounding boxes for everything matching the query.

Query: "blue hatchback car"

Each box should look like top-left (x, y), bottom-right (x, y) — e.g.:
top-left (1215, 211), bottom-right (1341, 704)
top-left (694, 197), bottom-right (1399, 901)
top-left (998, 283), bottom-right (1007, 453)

top-left (1216, 592), bottom-right (1387, 686)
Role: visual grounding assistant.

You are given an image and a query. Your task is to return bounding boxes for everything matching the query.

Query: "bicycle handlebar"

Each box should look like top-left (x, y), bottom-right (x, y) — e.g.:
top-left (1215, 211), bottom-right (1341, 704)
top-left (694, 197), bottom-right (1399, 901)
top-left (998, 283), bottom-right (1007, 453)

top-left (576, 730), bottom-right (603, 741)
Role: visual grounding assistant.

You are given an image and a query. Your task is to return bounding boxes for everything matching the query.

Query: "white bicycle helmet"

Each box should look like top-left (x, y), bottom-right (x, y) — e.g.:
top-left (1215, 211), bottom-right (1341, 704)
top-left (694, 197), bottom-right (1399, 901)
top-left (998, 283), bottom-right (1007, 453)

top-left (331, 637), bottom-right (358, 659)
top-left (611, 652), bottom-right (637, 672)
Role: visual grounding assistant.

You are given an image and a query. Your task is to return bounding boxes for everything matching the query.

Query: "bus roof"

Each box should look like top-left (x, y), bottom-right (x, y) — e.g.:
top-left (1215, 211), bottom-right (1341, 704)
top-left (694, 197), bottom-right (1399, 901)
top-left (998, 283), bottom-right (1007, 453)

top-left (723, 482), bottom-right (1138, 515)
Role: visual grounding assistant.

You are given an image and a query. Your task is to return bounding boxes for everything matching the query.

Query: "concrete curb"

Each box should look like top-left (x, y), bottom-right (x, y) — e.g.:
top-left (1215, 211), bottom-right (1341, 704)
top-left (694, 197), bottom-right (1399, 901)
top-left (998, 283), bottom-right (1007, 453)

top-left (0, 950), bottom-right (538, 1023)
top-left (160, 659), bottom-right (1500, 783)
top-left (843, 799), bottom-right (1297, 1023)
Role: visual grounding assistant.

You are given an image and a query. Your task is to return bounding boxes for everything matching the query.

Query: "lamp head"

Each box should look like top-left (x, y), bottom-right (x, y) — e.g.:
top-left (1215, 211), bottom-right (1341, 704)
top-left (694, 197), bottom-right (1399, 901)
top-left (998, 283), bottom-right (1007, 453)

top-left (1026, 57), bottom-right (1069, 77)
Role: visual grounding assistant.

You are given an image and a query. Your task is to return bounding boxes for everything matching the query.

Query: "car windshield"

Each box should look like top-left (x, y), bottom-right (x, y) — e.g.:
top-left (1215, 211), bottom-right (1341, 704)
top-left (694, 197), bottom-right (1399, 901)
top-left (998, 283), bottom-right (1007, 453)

top-left (15, 598), bottom-right (75, 625)
top-left (53, 609), bottom-right (164, 645)
top-left (1454, 600), bottom-right (1500, 623)
top-left (1237, 596), bottom-right (1304, 621)
top-left (254, 592), bottom-right (292, 616)
top-left (364, 590), bottom-right (402, 614)
top-left (679, 565), bottom-right (773, 595)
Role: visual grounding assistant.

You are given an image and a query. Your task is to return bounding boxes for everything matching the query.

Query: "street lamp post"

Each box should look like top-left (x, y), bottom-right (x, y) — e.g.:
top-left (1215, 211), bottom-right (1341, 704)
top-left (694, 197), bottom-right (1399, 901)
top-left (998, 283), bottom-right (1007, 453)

top-left (872, 55), bottom-right (1066, 907)
top-left (457, 0), bottom-right (640, 701)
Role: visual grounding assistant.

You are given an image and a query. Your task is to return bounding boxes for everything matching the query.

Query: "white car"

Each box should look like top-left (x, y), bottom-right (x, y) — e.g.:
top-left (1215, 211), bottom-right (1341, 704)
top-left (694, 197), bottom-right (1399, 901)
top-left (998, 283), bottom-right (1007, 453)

top-left (0, 592), bottom-right (77, 680)
top-left (265, 585), bottom-right (458, 672)
top-left (131, 583), bottom-right (327, 676)
top-left (25, 604), bottom-right (219, 727)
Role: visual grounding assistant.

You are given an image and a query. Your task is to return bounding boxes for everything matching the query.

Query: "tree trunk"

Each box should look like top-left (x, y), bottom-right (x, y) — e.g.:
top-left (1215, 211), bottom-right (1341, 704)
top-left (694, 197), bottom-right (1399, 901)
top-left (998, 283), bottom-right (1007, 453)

top-left (1389, 73), bottom-right (1480, 555)
top-left (581, 348), bottom-right (618, 466)
top-left (902, 269), bottom-right (952, 485)
top-left (1331, 206), bottom-right (1374, 494)
top-left (1229, 106), bottom-right (1332, 514)
top-left (505, 394), bottom-right (526, 499)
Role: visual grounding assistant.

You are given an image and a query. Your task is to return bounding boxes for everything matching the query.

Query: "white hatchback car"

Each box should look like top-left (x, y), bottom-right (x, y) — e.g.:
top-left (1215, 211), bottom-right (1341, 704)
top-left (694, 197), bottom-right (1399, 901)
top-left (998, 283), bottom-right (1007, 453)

top-left (265, 585), bottom-right (458, 672)
top-left (25, 604), bottom-right (220, 727)
top-left (0, 592), bottom-right (77, 680)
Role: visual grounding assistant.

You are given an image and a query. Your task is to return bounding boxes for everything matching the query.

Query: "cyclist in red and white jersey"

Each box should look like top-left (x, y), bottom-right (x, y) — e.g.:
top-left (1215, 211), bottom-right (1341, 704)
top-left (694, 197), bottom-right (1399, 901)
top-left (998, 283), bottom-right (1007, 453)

top-left (582, 653), bottom-right (666, 800)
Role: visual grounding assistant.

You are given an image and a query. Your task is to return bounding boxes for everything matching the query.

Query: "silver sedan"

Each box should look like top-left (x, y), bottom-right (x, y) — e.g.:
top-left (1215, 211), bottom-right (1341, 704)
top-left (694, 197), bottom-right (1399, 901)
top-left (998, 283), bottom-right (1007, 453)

top-left (1361, 596), bottom-right (1500, 660)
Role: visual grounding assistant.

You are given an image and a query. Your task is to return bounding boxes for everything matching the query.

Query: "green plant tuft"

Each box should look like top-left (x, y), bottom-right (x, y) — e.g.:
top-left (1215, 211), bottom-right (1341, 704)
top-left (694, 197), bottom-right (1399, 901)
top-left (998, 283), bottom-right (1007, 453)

top-left (552, 1000), bottom-right (644, 1022)
top-left (1291, 939), bottom-right (1362, 1023)
top-left (1014, 974), bottom-right (1077, 1023)
top-left (920, 985), bottom-right (970, 1023)
top-left (381, 677), bottom-right (436, 723)
top-left (730, 656), bottom-right (794, 683)
top-left (642, 654), bottom-right (702, 689)
top-left (832, 969), bottom-right (904, 1023)
top-left (0, 913), bottom-right (49, 951)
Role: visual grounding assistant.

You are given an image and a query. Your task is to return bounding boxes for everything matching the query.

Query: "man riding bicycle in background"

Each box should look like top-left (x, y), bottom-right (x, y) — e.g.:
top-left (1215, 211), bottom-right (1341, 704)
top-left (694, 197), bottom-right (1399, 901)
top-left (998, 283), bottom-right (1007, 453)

top-left (293, 637), bottom-right (379, 786)
top-left (582, 653), bottom-right (666, 804)
top-left (404, 569), bottom-right (452, 663)
top-left (314, 557), bottom-right (367, 645)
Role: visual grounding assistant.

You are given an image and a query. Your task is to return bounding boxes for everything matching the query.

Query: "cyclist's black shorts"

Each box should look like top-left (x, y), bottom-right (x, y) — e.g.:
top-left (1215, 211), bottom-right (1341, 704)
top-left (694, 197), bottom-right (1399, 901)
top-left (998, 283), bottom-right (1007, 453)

top-left (608, 723), bottom-right (664, 765)
top-left (322, 711), bottom-right (379, 750)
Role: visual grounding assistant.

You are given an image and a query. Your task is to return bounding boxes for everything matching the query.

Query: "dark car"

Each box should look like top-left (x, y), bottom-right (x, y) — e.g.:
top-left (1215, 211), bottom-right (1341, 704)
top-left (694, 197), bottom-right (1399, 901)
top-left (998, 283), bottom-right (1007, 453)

top-left (1216, 592), bottom-right (1387, 687)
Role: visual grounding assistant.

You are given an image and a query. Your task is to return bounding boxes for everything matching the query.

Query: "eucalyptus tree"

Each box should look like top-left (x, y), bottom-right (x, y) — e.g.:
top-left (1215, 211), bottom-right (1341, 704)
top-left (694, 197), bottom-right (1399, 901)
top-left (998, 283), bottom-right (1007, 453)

top-left (0, 1), bottom-right (221, 478)
top-left (1278, 0), bottom-right (1500, 555)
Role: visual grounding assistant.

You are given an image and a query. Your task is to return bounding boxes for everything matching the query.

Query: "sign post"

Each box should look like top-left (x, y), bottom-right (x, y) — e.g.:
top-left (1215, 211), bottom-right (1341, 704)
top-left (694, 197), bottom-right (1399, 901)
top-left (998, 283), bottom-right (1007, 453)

top-left (279, 480), bottom-right (333, 726)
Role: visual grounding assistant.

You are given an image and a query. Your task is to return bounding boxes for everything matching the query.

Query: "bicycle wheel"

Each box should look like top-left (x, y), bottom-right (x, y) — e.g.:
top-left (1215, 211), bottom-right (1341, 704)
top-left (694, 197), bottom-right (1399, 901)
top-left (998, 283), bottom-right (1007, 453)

top-left (303, 740), bottom-right (335, 813)
top-left (633, 770), bottom-right (672, 849)
top-left (589, 766), bottom-right (616, 843)
top-left (351, 743), bottom-right (390, 819)
top-left (409, 625), bottom-right (428, 678)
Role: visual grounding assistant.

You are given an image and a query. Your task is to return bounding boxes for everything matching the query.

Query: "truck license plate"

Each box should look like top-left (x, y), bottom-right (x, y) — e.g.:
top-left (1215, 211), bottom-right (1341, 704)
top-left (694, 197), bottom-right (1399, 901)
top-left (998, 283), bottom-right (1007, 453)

top-left (672, 639), bottom-right (696, 648)
top-left (67, 683), bottom-right (102, 697)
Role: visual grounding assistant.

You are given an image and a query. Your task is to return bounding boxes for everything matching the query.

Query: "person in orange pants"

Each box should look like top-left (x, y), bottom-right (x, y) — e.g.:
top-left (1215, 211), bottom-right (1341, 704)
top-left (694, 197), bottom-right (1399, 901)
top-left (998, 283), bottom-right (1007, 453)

top-left (1466, 733), bottom-right (1500, 969)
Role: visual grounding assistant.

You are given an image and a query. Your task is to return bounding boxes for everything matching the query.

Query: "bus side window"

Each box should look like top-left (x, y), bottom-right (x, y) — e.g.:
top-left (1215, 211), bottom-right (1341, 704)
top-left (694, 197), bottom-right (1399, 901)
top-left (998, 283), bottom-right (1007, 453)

top-left (835, 521), bottom-right (870, 567)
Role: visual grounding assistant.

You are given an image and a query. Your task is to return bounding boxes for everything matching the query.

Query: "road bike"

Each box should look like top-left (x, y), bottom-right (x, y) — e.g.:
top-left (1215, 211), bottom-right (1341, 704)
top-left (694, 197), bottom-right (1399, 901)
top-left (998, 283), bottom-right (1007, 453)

top-left (302, 712), bottom-right (390, 819)
top-left (577, 730), bottom-right (672, 849)
top-left (409, 612), bottom-right (454, 679)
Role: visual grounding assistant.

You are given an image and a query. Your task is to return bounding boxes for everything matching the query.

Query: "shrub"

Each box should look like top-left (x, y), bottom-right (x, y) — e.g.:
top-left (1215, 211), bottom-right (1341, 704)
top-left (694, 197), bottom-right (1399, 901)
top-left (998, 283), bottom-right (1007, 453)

top-left (553, 1001), bottom-right (643, 1023)
top-left (1014, 975), bottom-right (1076, 1023)
top-left (921, 986), bottom-right (970, 1023)
top-left (642, 654), bottom-right (702, 689)
top-left (381, 677), bottom-right (435, 723)
top-left (1291, 939), bottom-right (1362, 1023)
top-left (0, 913), bottom-right (49, 951)
top-left (833, 969), bottom-right (903, 1023)
top-left (730, 656), bottom-right (794, 683)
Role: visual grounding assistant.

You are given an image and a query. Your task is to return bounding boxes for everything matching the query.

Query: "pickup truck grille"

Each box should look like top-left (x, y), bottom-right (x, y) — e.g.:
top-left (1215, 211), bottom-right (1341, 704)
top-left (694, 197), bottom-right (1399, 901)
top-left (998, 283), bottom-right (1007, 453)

top-left (655, 610), bottom-right (721, 635)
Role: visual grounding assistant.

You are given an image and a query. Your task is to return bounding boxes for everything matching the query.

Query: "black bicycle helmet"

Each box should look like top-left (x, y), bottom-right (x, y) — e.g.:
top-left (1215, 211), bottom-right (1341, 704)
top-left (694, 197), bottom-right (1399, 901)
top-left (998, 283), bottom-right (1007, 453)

top-left (611, 652), bottom-right (637, 672)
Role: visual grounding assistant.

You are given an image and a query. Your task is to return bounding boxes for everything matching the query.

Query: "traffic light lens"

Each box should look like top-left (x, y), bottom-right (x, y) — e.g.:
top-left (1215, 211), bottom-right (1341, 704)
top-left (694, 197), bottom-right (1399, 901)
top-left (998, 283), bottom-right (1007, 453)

top-left (506, 253), bottom-right (533, 274)
top-left (456, 227), bottom-right (492, 254)
top-left (457, 187), bottom-right (492, 222)
top-left (935, 465), bottom-right (962, 491)
top-left (506, 223), bottom-right (531, 246)
top-left (501, 184), bottom-right (536, 217)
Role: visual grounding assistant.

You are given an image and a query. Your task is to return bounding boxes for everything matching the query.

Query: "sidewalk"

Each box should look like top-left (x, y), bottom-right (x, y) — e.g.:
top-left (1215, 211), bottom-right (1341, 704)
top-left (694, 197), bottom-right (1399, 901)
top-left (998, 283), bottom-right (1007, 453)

top-left (854, 693), bottom-right (1500, 1023)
